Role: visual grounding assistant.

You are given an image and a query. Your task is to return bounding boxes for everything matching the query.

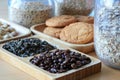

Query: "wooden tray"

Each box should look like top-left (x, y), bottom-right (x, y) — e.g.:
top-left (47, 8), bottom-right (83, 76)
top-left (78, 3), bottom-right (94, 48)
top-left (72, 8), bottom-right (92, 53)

top-left (0, 35), bottom-right (101, 80)
top-left (0, 19), bottom-right (31, 43)
top-left (30, 24), bottom-right (94, 53)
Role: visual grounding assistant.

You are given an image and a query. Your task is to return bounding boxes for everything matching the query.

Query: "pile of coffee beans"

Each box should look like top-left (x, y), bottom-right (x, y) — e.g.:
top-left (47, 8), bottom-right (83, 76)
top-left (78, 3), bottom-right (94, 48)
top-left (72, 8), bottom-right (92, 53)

top-left (2, 38), bottom-right (56, 57)
top-left (30, 49), bottom-right (91, 73)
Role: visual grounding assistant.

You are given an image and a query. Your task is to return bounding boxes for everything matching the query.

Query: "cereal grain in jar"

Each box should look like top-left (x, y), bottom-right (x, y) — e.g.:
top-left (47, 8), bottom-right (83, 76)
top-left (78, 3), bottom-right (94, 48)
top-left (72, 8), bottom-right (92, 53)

top-left (95, 0), bottom-right (120, 69)
top-left (9, 1), bottom-right (52, 28)
top-left (54, 0), bottom-right (94, 16)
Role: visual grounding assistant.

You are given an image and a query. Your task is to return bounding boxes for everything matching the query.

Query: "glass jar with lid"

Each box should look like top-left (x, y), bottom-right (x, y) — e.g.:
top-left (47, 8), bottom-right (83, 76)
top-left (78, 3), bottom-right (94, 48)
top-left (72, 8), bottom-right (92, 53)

top-left (94, 0), bottom-right (120, 69)
top-left (8, 0), bottom-right (53, 28)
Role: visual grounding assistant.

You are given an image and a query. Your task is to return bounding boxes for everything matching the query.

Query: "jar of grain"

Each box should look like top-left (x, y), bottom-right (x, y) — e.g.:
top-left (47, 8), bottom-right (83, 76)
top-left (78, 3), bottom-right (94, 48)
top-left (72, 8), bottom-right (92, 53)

top-left (8, 0), bottom-right (53, 28)
top-left (94, 0), bottom-right (120, 69)
top-left (53, 0), bottom-right (94, 16)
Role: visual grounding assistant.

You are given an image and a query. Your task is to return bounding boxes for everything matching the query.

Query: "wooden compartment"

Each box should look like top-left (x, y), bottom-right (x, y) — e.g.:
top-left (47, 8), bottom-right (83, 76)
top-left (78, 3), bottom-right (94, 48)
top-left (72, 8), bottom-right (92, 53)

top-left (0, 35), bottom-right (101, 80)
top-left (0, 19), bottom-right (31, 43)
top-left (30, 24), bottom-right (94, 53)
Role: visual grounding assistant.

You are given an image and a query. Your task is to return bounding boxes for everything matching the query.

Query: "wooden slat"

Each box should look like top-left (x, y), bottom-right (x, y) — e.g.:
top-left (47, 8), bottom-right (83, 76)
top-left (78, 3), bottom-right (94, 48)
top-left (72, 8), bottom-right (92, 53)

top-left (0, 35), bottom-right (101, 80)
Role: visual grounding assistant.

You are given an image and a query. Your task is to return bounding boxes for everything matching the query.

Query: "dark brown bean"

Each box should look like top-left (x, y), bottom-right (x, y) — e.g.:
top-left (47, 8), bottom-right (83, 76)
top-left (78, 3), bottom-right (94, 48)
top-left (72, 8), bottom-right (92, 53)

top-left (71, 63), bottom-right (77, 69)
top-left (3, 38), bottom-right (56, 57)
top-left (30, 49), bottom-right (91, 73)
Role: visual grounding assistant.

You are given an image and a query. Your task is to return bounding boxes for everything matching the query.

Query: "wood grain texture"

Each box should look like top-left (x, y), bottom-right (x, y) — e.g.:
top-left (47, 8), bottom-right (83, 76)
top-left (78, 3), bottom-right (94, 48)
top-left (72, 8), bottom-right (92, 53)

top-left (0, 35), bottom-right (101, 80)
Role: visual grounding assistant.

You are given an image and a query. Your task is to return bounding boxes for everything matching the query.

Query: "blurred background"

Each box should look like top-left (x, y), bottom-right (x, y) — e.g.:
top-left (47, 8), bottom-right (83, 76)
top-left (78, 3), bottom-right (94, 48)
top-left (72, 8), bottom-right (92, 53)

top-left (0, 0), bottom-right (8, 19)
top-left (0, 0), bottom-right (94, 20)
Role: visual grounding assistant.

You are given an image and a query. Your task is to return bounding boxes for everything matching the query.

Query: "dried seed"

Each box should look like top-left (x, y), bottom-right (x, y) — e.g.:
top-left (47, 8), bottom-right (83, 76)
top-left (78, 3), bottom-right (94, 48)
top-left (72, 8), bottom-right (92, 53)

top-left (95, 6), bottom-right (120, 66)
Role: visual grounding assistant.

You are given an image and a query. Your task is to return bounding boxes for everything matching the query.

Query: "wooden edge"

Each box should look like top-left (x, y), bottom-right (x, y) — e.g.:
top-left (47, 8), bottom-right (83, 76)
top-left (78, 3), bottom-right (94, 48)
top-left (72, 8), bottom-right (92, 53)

top-left (0, 33), bottom-right (31, 44)
top-left (30, 24), bottom-right (94, 53)
top-left (0, 18), bottom-right (31, 43)
top-left (30, 24), bottom-right (94, 46)
top-left (56, 63), bottom-right (101, 80)
top-left (0, 35), bottom-right (101, 80)
top-left (0, 47), bottom-right (54, 80)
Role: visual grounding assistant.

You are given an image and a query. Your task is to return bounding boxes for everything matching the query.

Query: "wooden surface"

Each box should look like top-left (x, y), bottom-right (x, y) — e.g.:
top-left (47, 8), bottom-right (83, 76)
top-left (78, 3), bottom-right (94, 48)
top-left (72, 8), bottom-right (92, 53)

top-left (0, 0), bottom-right (120, 80)
top-left (0, 19), bottom-right (31, 43)
top-left (0, 52), bottom-right (120, 80)
top-left (0, 35), bottom-right (101, 80)
top-left (83, 52), bottom-right (120, 80)
top-left (31, 24), bottom-right (94, 53)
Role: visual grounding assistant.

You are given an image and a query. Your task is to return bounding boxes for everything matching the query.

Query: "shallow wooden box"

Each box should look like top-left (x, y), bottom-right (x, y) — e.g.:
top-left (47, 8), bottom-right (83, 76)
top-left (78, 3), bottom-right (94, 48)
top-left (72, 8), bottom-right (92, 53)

top-left (30, 24), bottom-right (94, 53)
top-left (0, 19), bottom-right (31, 43)
top-left (0, 35), bottom-right (101, 80)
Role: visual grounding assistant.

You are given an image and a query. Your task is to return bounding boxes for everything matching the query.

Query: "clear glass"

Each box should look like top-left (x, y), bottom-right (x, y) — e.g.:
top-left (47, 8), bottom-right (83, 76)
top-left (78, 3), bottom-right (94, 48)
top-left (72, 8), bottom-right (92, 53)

top-left (8, 0), bottom-right (53, 28)
top-left (94, 0), bottom-right (120, 69)
top-left (53, 0), bottom-right (94, 16)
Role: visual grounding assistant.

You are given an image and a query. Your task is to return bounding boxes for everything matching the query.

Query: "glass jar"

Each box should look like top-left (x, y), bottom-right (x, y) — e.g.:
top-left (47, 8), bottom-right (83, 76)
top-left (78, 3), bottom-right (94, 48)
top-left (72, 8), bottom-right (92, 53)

top-left (53, 0), bottom-right (94, 16)
top-left (94, 0), bottom-right (120, 69)
top-left (8, 0), bottom-right (53, 28)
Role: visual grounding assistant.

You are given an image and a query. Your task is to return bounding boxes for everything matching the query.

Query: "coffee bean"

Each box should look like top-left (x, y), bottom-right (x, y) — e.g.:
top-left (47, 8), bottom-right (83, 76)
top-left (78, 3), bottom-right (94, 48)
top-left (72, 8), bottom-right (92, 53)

top-left (50, 68), bottom-right (57, 73)
top-left (30, 49), bottom-right (91, 73)
top-left (76, 61), bottom-right (82, 67)
top-left (3, 38), bottom-right (56, 57)
top-left (71, 63), bottom-right (77, 69)
top-left (70, 58), bottom-right (76, 62)
top-left (58, 58), bottom-right (63, 63)
top-left (45, 53), bottom-right (51, 58)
